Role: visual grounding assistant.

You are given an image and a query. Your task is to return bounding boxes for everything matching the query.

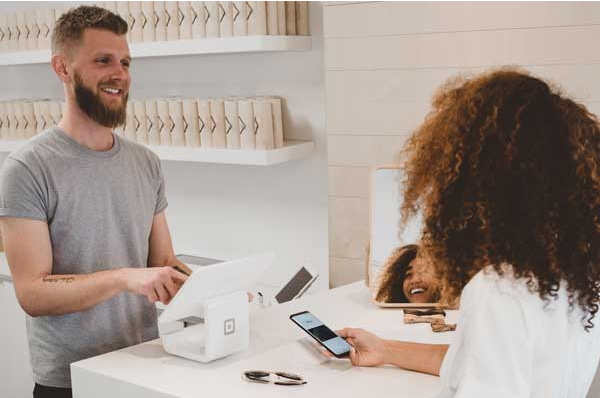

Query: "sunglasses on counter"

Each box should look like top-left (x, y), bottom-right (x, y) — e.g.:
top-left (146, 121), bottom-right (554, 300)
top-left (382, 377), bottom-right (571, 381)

top-left (242, 370), bottom-right (307, 386)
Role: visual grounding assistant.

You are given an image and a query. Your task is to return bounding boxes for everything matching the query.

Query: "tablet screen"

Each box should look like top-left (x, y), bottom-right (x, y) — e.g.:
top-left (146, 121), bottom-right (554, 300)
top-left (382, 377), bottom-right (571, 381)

top-left (275, 267), bottom-right (314, 303)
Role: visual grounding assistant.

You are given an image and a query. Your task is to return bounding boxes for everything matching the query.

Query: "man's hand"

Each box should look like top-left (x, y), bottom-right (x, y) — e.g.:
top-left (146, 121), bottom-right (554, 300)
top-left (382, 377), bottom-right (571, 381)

top-left (120, 267), bottom-right (188, 305)
top-left (336, 328), bottom-right (387, 367)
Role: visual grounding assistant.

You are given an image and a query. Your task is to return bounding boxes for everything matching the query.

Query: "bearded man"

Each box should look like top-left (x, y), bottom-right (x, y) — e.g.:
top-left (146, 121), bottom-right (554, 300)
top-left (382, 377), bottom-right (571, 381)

top-left (0, 6), bottom-right (192, 398)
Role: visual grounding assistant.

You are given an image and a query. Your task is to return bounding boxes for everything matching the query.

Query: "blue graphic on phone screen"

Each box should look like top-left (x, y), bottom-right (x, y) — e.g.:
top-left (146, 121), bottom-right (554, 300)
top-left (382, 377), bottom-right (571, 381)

top-left (294, 312), bottom-right (351, 356)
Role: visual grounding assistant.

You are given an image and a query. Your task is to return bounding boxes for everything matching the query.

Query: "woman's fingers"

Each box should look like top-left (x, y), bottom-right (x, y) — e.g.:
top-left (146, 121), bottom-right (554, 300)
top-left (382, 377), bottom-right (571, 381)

top-left (336, 328), bottom-right (349, 337)
top-left (349, 346), bottom-right (359, 365)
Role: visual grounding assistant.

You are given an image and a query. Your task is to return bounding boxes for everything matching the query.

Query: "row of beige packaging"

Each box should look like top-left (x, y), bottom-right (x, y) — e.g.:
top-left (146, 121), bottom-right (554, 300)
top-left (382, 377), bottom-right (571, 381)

top-left (0, 97), bottom-right (285, 150)
top-left (120, 97), bottom-right (284, 149)
top-left (0, 1), bottom-right (309, 53)
top-left (0, 100), bottom-right (64, 140)
top-left (105, 1), bottom-right (310, 42)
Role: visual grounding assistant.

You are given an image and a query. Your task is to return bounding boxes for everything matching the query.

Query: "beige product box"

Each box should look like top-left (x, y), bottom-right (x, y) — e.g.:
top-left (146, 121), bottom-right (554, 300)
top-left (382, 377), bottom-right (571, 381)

top-left (0, 14), bottom-right (8, 52)
top-left (165, 1), bottom-right (179, 41)
top-left (276, 1), bottom-right (286, 35)
top-left (22, 101), bottom-right (37, 138)
top-left (196, 99), bottom-right (212, 148)
top-left (224, 99), bottom-right (241, 149)
top-left (285, 2), bottom-right (295, 35)
top-left (237, 99), bottom-right (255, 149)
top-left (35, 9), bottom-right (54, 50)
top-left (247, 1), bottom-right (267, 36)
top-left (295, 1), bottom-right (308, 36)
top-left (33, 101), bottom-right (48, 133)
top-left (144, 99), bottom-right (161, 145)
top-left (6, 101), bottom-right (15, 139)
top-left (167, 99), bottom-right (186, 147)
top-left (204, 1), bottom-right (219, 38)
top-left (4, 101), bottom-right (14, 138)
top-left (9, 101), bottom-right (19, 139)
top-left (209, 99), bottom-right (226, 149)
top-left (16, 12), bottom-right (28, 51)
top-left (154, 1), bottom-right (167, 41)
top-left (181, 99), bottom-right (200, 147)
top-left (262, 96), bottom-right (283, 148)
top-left (156, 99), bottom-right (171, 145)
top-left (178, 1), bottom-right (193, 40)
top-left (55, 7), bottom-right (72, 21)
top-left (219, 1), bottom-right (233, 38)
top-left (5, 101), bottom-right (14, 138)
top-left (128, 2), bottom-right (144, 42)
top-left (232, 1), bottom-right (247, 36)
top-left (7, 13), bottom-right (18, 52)
top-left (132, 100), bottom-right (148, 145)
top-left (252, 100), bottom-right (274, 150)
top-left (124, 102), bottom-right (138, 142)
top-left (12, 101), bottom-right (25, 140)
top-left (48, 101), bottom-right (62, 126)
top-left (0, 102), bottom-right (7, 139)
top-left (25, 12), bottom-right (39, 51)
top-left (190, 1), bottom-right (206, 39)
top-left (40, 100), bottom-right (53, 131)
top-left (266, 1), bottom-right (278, 35)
top-left (140, 2), bottom-right (156, 42)
top-left (101, 2), bottom-right (118, 14)
top-left (115, 2), bottom-right (131, 41)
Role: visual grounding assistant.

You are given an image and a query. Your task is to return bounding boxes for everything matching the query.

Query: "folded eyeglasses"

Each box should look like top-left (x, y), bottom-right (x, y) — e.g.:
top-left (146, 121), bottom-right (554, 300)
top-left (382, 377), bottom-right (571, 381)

top-left (242, 370), bottom-right (307, 386)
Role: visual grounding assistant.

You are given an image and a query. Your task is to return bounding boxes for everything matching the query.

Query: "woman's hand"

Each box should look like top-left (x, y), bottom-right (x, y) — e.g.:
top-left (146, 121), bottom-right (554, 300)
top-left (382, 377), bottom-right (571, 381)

top-left (337, 328), bottom-right (388, 367)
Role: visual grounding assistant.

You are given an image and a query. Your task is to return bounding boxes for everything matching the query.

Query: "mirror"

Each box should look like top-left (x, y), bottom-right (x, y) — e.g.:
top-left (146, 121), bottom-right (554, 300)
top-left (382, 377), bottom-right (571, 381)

top-left (367, 165), bottom-right (440, 308)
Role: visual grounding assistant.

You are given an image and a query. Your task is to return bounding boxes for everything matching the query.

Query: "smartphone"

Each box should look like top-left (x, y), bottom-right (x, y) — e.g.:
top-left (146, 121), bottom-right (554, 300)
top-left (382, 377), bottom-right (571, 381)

top-left (289, 311), bottom-right (351, 358)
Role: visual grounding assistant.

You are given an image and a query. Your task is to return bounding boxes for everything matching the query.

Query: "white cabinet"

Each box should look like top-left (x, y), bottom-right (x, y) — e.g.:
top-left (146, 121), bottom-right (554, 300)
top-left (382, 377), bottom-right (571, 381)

top-left (0, 277), bottom-right (33, 398)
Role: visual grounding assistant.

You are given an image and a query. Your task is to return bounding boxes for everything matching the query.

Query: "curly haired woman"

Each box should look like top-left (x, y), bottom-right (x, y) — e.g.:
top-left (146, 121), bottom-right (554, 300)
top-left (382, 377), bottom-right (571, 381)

top-left (375, 244), bottom-right (441, 304)
top-left (337, 69), bottom-right (600, 397)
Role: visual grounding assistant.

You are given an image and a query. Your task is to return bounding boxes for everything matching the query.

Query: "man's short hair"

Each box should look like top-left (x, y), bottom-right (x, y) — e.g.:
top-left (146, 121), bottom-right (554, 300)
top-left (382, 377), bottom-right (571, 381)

top-left (51, 5), bottom-right (128, 56)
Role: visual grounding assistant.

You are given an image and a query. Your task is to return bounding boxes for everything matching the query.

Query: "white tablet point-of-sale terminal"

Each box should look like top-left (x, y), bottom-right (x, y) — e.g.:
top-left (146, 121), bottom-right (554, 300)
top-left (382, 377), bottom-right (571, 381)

top-left (158, 253), bottom-right (273, 363)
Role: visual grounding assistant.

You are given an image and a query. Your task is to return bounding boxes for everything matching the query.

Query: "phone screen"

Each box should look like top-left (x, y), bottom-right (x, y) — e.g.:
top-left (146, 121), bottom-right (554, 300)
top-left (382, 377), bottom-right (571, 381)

top-left (291, 311), bottom-right (351, 357)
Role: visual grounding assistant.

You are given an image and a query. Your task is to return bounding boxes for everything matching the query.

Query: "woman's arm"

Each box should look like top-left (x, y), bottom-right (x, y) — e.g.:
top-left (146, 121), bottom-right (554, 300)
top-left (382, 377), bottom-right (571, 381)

top-left (337, 328), bottom-right (448, 376)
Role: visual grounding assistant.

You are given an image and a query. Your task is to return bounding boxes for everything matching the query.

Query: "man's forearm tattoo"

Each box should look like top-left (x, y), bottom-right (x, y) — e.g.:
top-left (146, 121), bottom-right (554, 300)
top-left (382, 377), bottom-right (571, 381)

top-left (42, 275), bottom-right (75, 283)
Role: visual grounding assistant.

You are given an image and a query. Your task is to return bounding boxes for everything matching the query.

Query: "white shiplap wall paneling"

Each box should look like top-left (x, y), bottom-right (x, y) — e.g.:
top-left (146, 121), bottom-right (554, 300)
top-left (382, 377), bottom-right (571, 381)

top-left (323, 1), bottom-right (600, 38)
top-left (329, 196), bottom-right (369, 259)
top-left (328, 165), bottom-right (370, 198)
top-left (327, 134), bottom-right (408, 167)
top-left (329, 256), bottom-right (366, 288)
top-left (326, 25), bottom-right (600, 70)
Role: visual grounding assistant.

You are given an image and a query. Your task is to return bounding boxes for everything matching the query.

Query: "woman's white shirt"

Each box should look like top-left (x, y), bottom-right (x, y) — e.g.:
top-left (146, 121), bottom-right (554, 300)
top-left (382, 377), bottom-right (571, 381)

top-left (434, 266), bottom-right (600, 398)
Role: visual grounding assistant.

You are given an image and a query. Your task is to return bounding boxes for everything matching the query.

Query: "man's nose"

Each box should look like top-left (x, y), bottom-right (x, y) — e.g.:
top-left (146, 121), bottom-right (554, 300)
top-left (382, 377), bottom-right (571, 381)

top-left (109, 64), bottom-right (129, 83)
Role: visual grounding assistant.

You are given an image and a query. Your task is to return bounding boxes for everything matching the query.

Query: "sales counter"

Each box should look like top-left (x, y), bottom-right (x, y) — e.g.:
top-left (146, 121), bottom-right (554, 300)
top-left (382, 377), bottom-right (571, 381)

top-left (71, 282), bottom-right (458, 398)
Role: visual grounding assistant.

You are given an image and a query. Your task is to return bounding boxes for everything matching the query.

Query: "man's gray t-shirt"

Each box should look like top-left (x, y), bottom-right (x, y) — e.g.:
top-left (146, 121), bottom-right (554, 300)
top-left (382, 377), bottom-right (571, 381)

top-left (0, 127), bottom-right (168, 388)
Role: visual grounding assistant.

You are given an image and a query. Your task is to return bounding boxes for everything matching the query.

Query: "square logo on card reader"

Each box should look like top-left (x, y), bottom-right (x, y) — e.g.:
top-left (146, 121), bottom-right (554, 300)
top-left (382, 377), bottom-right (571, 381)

top-left (224, 318), bottom-right (235, 335)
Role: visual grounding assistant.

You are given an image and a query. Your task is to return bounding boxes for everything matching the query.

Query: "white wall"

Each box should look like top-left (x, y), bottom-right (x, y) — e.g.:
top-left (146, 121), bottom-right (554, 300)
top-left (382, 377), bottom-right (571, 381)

top-left (324, 1), bottom-right (600, 287)
top-left (0, 2), bottom-right (329, 291)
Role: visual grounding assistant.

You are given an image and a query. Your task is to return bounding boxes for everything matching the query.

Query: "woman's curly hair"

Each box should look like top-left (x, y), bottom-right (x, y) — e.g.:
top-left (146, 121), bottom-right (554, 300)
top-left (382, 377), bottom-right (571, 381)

top-left (399, 68), bottom-right (600, 329)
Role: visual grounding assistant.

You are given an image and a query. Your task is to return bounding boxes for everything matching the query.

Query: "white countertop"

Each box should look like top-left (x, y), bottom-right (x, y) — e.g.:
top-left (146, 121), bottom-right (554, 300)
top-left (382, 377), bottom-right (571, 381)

top-left (71, 282), bottom-right (457, 398)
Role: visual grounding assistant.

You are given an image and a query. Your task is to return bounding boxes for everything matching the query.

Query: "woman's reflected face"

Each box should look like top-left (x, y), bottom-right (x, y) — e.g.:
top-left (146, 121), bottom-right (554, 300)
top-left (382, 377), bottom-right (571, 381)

top-left (402, 257), bottom-right (438, 303)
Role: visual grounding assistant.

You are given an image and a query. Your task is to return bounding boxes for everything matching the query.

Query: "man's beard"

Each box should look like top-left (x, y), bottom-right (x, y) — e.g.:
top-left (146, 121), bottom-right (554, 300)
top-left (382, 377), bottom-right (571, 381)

top-left (74, 73), bottom-right (128, 128)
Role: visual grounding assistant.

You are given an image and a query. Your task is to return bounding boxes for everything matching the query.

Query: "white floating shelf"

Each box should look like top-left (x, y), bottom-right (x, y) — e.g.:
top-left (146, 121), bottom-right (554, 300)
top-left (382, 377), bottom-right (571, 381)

top-left (150, 140), bottom-right (314, 165)
top-left (0, 139), bottom-right (314, 166)
top-left (0, 36), bottom-right (312, 66)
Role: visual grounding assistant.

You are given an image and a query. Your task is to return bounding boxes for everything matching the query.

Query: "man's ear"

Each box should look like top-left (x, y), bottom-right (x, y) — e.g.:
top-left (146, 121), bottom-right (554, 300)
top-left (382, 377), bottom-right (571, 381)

top-left (51, 53), bottom-right (71, 84)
